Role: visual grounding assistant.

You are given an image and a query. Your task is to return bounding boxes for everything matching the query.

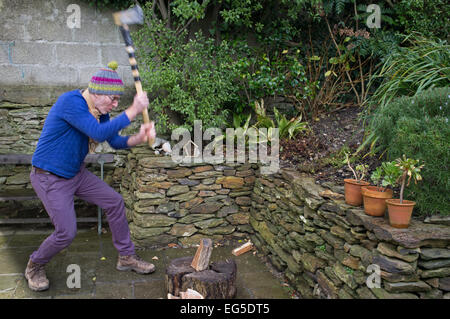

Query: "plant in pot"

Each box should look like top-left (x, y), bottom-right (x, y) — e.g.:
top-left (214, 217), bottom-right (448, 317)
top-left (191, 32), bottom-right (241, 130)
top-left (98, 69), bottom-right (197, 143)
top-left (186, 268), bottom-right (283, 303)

top-left (385, 155), bottom-right (424, 228)
top-left (343, 152), bottom-right (370, 206)
top-left (361, 161), bottom-right (398, 217)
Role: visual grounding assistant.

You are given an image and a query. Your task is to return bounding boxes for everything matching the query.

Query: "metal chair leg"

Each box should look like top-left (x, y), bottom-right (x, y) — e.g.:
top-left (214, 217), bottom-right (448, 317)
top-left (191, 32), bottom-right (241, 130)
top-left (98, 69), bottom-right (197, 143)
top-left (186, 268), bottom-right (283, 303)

top-left (97, 159), bottom-right (105, 235)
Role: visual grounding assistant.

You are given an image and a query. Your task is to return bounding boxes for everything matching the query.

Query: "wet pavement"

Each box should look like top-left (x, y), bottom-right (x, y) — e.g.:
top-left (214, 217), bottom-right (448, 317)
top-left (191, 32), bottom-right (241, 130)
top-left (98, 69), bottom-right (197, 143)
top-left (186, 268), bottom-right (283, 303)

top-left (0, 226), bottom-right (292, 299)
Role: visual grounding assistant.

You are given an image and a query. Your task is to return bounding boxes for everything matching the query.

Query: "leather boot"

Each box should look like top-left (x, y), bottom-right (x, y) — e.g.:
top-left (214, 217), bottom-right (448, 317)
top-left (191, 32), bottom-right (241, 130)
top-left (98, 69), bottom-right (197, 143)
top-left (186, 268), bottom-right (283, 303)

top-left (24, 259), bottom-right (50, 291)
top-left (116, 254), bottom-right (155, 274)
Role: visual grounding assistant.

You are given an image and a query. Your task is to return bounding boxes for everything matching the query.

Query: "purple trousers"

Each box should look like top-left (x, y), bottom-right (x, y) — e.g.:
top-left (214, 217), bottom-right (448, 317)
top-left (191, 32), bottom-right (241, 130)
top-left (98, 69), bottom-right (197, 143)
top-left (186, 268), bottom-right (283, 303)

top-left (29, 164), bottom-right (135, 264)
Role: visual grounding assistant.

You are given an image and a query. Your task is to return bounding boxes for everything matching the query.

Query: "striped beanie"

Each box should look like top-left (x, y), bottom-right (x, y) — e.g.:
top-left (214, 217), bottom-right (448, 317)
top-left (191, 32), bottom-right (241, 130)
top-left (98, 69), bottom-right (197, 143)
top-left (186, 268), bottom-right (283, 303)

top-left (88, 61), bottom-right (124, 95)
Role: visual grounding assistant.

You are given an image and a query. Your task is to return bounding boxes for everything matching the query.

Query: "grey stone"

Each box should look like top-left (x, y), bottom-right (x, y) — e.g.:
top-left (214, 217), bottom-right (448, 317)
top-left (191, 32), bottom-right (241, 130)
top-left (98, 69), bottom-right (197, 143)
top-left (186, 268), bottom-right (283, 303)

top-left (129, 223), bottom-right (170, 239)
top-left (178, 214), bottom-right (215, 224)
top-left (133, 213), bottom-right (176, 228)
top-left (371, 288), bottom-right (419, 299)
top-left (140, 156), bottom-right (177, 168)
top-left (372, 253), bottom-right (416, 275)
top-left (169, 224), bottom-right (197, 237)
top-left (439, 277), bottom-right (450, 291)
top-left (316, 270), bottom-right (339, 299)
top-left (384, 281), bottom-right (431, 293)
top-left (300, 252), bottom-right (327, 273)
top-left (190, 202), bottom-right (223, 214)
top-left (356, 287), bottom-right (377, 299)
top-left (167, 185), bottom-right (190, 196)
top-left (217, 204), bottom-right (239, 217)
top-left (134, 191), bottom-right (165, 200)
top-left (177, 178), bottom-right (200, 186)
top-left (377, 242), bottom-right (419, 263)
top-left (421, 267), bottom-right (450, 279)
top-left (424, 215), bottom-right (450, 226)
top-left (418, 259), bottom-right (450, 270)
top-left (330, 225), bottom-right (357, 244)
top-left (420, 248), bottom-right (450, 260)
top-left (304, 232), bottom-right (325, 245)
top-left (332, 262), bottom-right (358, 289)
top-left (347, 209), bottom-right (450, 249)
top-left (194, 218), bottom-right (225, 229)
top-left (169, 191), bottom-right (199, 202)
top-left (319, 229), bottom-right (345, 250)
top-left (198, 225), bottom-right (235, 235)
top-left (156, 202), bottom-right (176, 214)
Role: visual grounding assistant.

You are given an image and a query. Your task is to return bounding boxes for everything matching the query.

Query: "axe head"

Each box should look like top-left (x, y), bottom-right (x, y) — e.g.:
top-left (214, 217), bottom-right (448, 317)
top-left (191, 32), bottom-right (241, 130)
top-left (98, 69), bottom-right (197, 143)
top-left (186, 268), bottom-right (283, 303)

top-left (113, 5), bottom-right (143, 26)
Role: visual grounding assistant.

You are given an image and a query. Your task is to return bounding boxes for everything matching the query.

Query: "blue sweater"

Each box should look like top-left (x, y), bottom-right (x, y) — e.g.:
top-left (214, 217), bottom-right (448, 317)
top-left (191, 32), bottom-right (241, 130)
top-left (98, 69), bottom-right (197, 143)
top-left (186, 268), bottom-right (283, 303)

top-left (32, 90), bottom-right (131, 178)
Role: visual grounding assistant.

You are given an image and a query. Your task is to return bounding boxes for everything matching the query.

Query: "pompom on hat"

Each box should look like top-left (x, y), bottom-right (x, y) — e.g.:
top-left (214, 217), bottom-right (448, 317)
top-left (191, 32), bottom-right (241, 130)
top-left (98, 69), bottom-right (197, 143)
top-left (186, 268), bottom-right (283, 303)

top-left (88, 61), bottom-right (124, 95)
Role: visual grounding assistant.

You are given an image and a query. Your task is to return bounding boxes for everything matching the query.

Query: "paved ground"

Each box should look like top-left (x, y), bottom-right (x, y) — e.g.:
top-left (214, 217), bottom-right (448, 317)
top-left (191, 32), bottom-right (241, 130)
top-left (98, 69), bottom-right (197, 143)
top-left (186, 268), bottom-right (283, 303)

top-left (0, 226), bottom-right (292, 299)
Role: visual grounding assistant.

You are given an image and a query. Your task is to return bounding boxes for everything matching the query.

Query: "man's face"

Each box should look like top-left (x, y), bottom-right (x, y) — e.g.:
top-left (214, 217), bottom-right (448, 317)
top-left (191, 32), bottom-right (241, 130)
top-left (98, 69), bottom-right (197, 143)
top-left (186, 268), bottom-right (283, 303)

top-left (92, 94), bottom-right (120, 114)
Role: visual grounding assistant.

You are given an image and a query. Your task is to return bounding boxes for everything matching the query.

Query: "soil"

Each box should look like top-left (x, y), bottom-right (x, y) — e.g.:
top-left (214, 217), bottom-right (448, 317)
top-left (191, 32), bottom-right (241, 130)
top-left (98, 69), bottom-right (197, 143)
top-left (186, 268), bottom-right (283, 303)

top-left (279, 106), bottom-right (381, 186)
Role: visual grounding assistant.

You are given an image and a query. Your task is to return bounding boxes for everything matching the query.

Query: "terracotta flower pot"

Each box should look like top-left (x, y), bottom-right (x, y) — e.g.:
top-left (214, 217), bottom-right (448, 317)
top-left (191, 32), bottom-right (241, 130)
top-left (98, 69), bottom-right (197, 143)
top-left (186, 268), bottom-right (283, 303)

top-left (361, 186), bottom-right (393, 217)
top-left (344, 179), bottom-right (370, 206)
top-left (386, 199), bottom-right (416, 228)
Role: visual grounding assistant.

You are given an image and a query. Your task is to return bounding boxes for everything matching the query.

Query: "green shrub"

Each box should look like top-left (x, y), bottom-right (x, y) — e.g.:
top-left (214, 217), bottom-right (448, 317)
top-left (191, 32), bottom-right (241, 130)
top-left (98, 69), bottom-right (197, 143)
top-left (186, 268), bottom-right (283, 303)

top-left (366, 87), bottom-right (450, 216)
top-left (134, 6), bottom-right (241, 134)
top-left (368, 37), bottom-right (450, 109)
top-left (394, 0), bottom-right (450, 39)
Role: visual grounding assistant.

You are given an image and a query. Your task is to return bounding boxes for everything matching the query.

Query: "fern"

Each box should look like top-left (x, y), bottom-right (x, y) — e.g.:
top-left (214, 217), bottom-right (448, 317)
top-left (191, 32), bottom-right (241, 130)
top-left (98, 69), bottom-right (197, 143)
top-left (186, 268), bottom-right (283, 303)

top-left (335, 0), bottom-right (347, 15)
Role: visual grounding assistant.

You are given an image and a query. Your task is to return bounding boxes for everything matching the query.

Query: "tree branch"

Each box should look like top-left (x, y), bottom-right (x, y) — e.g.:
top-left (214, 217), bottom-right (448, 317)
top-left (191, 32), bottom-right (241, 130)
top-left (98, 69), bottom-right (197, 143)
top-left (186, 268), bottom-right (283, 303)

top-left (157, 0), bottom-right (168, 20)
top-left (325, 16), bottom-right (361, 105)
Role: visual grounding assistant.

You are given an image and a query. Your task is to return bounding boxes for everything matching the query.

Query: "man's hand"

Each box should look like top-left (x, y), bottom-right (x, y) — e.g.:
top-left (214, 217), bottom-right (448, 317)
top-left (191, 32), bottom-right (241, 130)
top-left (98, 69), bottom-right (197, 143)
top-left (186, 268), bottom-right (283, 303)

top-left (125, 92), bottom-right (149, 121)
top-left (127, 122), bottom-right (156, 147)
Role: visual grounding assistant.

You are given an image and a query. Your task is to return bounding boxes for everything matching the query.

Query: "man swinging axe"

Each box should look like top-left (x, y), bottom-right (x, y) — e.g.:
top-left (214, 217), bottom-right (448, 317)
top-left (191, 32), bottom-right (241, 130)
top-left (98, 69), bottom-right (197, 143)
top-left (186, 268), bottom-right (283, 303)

top-left (25, 5), bottom-right (156, 292)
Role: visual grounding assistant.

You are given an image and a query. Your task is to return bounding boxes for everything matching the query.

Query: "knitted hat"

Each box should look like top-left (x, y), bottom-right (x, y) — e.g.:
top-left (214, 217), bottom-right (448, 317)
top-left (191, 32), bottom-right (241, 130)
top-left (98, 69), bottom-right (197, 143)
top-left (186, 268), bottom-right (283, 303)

top-left (88, 61), bottom-right (124, 95)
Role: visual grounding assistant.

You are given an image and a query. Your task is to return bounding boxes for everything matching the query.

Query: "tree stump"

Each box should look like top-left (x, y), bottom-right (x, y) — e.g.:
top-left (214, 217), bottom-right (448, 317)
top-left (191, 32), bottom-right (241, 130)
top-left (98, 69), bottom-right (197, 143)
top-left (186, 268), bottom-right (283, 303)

top-left (166, 256), bottom-right (237, 299)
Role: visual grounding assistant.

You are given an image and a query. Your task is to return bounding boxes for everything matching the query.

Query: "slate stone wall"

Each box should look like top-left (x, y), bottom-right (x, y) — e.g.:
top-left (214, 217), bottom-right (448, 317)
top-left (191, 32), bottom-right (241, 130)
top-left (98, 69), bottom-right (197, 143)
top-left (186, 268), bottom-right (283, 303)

top-left (250, 169), bottom-right (450, 299)
top-left (121, 148), bottom-right (257, 248)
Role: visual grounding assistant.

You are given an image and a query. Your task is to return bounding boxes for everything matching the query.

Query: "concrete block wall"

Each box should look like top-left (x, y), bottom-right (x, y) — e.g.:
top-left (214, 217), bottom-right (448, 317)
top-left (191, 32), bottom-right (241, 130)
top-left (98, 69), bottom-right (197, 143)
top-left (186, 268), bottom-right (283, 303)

top-left (0, 0), bottom-right (135, 105)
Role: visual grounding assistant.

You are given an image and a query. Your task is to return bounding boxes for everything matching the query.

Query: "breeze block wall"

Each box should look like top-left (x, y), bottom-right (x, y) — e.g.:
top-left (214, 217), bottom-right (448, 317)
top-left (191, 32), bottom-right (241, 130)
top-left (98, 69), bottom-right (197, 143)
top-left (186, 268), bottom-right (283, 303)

top-left (249, 169), bottom-right (450, 299)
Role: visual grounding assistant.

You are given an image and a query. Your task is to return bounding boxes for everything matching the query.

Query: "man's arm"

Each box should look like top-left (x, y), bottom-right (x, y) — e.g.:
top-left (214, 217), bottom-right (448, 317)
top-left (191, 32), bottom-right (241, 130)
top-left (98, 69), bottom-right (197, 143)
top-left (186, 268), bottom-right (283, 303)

top-left (62, 101), bottom-right (131, 142)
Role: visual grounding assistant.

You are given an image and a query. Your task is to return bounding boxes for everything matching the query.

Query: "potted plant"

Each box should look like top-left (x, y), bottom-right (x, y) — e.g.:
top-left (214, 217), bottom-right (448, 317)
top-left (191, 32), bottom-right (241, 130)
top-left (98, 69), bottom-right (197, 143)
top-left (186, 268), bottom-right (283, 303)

top-left (343, 152), bottom-right (370, 206)
top-left (361, 161), bottom-right (397, 217)
top-left (385, 155), bottom-right (424, 228)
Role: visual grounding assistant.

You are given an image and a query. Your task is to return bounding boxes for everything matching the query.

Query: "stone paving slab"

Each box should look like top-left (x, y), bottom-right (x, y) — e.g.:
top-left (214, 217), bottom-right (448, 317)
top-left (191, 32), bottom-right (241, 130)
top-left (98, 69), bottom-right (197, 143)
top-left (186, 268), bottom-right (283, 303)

top-left (0, 227), bottom-right (292, 299)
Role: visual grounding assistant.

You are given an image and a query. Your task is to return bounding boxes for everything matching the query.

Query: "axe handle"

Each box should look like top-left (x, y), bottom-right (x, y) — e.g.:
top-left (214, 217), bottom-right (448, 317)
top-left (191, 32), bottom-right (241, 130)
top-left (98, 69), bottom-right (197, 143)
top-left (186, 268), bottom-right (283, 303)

top-left (119, 24), bottom-right (153, 147)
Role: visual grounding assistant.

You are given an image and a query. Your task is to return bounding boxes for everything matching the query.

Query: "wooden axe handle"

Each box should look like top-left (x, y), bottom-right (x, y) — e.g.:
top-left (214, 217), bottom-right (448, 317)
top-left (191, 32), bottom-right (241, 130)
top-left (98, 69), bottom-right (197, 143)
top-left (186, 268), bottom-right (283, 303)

top-left (119, 24), bottom-right (153, 147)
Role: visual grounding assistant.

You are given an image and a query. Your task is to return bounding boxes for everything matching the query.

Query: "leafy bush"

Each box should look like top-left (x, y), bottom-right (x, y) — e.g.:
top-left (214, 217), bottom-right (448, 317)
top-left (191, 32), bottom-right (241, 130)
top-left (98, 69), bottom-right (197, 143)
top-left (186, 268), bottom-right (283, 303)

top-left (253, 99), bottom-right (309, 141)
top-left (235, 48), bottom-right (309, 114)
top-left (134, 11), bottom-right (240, 134)
top-left (365, 87), bottom-right (450, 216)
top-left (368, 37), bottom-right (450, 109)
top-left (394, 0), bottom-right (450, 39)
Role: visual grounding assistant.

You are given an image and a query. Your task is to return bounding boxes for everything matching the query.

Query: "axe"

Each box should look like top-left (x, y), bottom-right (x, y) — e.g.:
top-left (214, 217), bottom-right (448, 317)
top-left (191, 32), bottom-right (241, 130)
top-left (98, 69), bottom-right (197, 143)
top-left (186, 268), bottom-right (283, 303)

top-left (113, 5), bottom-right (154, 147)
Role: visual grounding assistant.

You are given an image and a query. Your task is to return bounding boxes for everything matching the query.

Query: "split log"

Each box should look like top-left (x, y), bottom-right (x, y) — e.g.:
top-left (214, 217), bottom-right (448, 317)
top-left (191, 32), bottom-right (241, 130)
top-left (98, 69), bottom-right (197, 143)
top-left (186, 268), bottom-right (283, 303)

top-left (191, 238), bottom-right (213, 271)
top-left (166, 257), bottom-right (237, 299)
top-left (232, 241), bottom-right (253, 256)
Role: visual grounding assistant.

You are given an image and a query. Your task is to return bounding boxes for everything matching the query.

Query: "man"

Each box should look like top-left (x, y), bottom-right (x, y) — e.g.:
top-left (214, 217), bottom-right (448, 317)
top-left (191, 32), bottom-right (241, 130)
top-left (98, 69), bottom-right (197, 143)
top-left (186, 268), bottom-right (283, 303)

top-left (25, 61), bottom-right (156, 292)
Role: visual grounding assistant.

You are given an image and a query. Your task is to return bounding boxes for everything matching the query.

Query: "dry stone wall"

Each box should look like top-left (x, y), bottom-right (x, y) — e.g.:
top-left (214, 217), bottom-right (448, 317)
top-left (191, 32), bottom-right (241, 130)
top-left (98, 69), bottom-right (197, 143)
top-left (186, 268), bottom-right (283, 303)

top-left (250, 169), bottom-right (450, 299)
top-left (121, 148), bottom-right (257, 248)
